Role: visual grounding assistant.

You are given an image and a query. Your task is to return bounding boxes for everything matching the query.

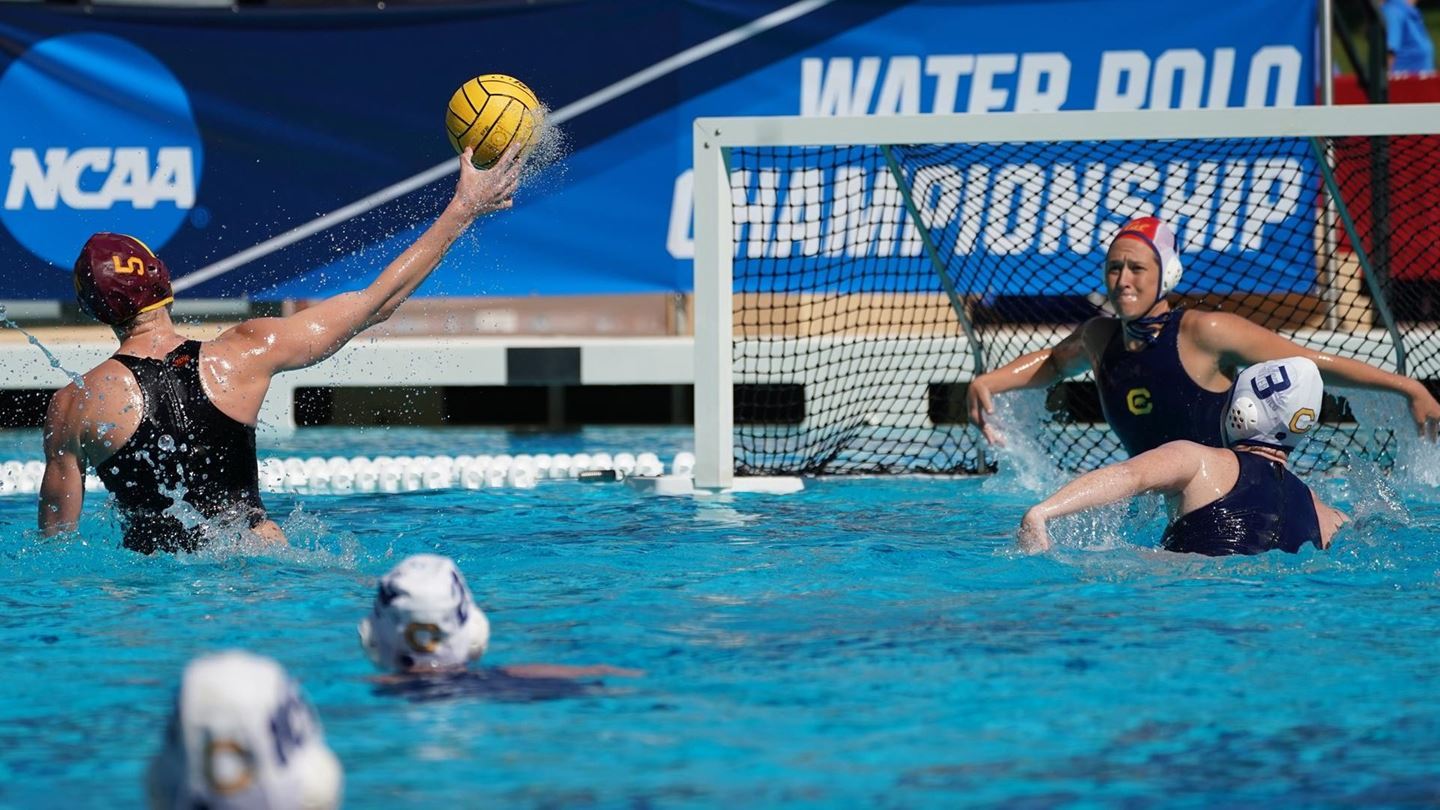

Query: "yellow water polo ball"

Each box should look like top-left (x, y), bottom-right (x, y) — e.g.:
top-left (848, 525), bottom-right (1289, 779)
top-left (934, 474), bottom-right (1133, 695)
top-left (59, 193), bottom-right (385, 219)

top-left (445, 74), bottom-right (542, 169)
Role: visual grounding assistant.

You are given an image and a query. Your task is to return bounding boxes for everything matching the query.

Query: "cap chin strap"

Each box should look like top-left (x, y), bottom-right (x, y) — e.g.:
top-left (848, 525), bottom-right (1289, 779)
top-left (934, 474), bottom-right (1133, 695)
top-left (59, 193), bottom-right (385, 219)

top-left (1121, 297), bottom-right (1173, 345)
top-left (138, 296), bottom-right (174, 314)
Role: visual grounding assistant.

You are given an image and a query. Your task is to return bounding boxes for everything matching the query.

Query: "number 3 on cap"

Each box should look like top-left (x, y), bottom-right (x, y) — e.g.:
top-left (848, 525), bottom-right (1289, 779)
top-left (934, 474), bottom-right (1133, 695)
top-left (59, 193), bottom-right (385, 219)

top-left (111, 254), bottom-right (146, 276)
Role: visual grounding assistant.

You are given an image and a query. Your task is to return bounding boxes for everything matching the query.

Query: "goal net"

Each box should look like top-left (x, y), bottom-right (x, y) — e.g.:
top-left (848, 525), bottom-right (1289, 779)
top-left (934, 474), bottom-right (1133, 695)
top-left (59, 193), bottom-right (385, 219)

top-left (691, 105), bottom-right (1440, 487)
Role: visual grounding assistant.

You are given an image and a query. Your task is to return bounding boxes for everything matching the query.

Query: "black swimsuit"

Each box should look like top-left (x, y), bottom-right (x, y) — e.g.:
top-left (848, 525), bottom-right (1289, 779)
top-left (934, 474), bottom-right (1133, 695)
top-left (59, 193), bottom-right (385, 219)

top-left (96, 340), bottom-right (267, 554)
top-left (1094, 309), bottom-right (1231, 456)
top-left (1161, 451), bottom-right (1322, 556)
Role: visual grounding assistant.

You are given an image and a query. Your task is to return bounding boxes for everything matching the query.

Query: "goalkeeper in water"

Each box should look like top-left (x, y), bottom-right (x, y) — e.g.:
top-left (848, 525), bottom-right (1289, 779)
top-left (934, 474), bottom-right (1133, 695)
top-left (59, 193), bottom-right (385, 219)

top-left (966, 216), bottom-right (1440, 454)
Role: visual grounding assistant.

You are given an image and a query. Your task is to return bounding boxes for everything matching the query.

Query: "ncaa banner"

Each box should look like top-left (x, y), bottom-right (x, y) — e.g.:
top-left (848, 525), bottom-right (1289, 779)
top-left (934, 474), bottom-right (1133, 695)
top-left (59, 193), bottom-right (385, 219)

top-left (0, 0), bottom-right (1315, 301)
top-left (0, 0), bottom-right (891, 299)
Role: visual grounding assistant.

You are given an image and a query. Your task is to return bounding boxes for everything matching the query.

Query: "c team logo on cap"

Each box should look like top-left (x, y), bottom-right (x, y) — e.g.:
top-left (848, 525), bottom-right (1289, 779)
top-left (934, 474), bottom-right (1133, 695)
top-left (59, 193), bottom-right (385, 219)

top-left (203, 738), bottom-right (256, 796)
top-left (0, 34), bottom-right (203, 267)
top-left (1289, 407), bottom-right (1316, 434)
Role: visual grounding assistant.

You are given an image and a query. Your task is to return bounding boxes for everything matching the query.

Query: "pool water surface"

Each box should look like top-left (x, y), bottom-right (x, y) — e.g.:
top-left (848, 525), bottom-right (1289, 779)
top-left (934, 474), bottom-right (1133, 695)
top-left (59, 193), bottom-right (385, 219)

top-left (1, 426), bottom-right (1437, 808)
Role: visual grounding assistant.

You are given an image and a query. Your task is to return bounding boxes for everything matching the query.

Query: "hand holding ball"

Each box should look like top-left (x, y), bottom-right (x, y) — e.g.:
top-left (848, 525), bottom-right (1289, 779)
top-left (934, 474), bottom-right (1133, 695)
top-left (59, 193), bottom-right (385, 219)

top-left (445, 75), bottom-right (542, 169)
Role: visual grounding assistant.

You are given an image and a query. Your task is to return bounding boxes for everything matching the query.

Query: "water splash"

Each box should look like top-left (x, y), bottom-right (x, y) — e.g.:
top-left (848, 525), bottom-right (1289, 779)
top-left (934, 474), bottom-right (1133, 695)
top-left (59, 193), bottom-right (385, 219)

top-left (1311, 460), bottom-right (1410, 532)
top-left (1335, 386), bottom-right (1440, 496)
top-left (521, 104), bottom-right (570, 188)
top-left (981, 389), bottom-right (1069, 497)
top-left (980, 389), bottom-right (1087, 551)
top-left (1030, 495), bottom-right (1167, 559)
top-left (0, 304), bottom-right (88, 389)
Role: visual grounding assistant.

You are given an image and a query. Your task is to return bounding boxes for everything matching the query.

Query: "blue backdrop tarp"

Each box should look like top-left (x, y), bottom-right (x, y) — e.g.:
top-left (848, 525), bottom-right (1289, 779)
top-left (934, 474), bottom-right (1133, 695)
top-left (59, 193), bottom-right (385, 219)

top-left (0, 0), bottom-right (1316, 300)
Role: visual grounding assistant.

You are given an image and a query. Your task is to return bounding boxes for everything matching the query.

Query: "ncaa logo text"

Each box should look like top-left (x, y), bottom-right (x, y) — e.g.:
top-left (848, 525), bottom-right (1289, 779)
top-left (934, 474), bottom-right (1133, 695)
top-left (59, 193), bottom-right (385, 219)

top-left (7, 147), bottom-right (195, 211)
top-left (0, 33), bottom-right (204, 268)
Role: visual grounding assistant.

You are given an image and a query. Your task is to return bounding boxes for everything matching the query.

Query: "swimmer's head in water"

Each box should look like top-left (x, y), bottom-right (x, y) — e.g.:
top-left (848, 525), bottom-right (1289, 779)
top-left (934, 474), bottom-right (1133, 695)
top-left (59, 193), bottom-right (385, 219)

top-left (1224, 356), bottom-right (1324, 452)
top-left (358, 554), bottom-right (491, 674)
top-left (73, 232), bottom-right (174, 326)
top-left (146, 650), bottom-right (343, 810)
top-left (1109, 217), bottom-right (1183, 303)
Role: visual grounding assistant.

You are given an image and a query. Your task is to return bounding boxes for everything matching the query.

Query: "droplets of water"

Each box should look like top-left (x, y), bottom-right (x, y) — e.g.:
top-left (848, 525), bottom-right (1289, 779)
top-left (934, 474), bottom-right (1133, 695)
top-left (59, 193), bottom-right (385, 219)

top-left (980, 389), bottom-right (1069, 497)
top-left (520, 104), bottom-right (570, 188)
top-left (177, 502), bottom-right (367, 570)
top-left (0, 307), bottom-right (88, 389)
top-left (1328, 460), bottom-right (1410, 533)
top-left (1325, 386), bottom-right (1439, 500)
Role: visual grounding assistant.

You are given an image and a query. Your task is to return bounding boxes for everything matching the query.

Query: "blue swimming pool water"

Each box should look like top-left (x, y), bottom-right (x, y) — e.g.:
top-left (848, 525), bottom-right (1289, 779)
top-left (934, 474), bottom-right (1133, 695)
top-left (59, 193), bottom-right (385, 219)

top-left (1, 425), bottom-right (1437, 808)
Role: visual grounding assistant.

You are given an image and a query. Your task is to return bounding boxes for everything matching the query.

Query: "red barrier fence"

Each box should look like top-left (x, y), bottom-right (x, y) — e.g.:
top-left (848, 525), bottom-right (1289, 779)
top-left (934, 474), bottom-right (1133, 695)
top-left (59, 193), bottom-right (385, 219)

top-left (1331, 74), bottom-right (1440, 282)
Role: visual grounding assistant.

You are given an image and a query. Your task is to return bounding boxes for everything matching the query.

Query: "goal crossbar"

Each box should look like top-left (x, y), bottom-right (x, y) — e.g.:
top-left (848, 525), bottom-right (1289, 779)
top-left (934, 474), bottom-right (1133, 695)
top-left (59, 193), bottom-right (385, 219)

top-left (694, 104), bottom-right (1440, 148)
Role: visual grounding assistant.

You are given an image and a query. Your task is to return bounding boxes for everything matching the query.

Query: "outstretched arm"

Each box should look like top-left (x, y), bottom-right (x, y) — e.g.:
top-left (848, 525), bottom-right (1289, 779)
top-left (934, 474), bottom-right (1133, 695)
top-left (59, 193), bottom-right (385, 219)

top-left (38, 388), bottom-right (84, 537)
top-left (967, 320), bottom-right (1095, 444)
top-left (1192, 311), bottom-right (1440, 440)
top-left (1018, 442), bottom-right (1201, 552)
top-left (222, 144), bottom-right (525, 374)
top-left (1311, 490), bottom-right (1349, 550)
top-left (497, 664), bottom-right (645, 680)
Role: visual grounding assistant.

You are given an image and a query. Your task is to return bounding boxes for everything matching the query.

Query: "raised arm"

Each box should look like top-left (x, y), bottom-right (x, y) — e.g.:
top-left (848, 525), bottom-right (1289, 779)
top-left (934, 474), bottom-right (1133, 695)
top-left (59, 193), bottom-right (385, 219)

top-left (1191, 311), bottom-right (1440, 440)
top-left (222, 145), bottom-right (524, 374)
top-left (967, 320), bottom-right (1096, 444)
top-left (38, 388), bottom-right (85, 537)
top-left (1017, 442), bottom-right (1202, 552)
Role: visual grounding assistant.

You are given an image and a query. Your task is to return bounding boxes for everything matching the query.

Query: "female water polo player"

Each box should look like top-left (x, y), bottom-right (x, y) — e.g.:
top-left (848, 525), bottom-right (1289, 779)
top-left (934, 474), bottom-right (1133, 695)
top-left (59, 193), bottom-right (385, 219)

top-left (39, 144), bottom-right (524, 553)
top-left (359, 554), bottom-right (640, 703)
top-left (146, 651), bottom-right (342, 810)
top-left (1018, 357), bottom-right (1349, 556)
top-left (966, 217), bottom-right (1440, 456)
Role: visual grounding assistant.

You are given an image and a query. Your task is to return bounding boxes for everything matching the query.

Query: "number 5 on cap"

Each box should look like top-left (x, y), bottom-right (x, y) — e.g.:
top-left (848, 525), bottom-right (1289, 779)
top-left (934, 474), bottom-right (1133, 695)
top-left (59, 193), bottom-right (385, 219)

top-left (112, 254), bottom-right (146, 275)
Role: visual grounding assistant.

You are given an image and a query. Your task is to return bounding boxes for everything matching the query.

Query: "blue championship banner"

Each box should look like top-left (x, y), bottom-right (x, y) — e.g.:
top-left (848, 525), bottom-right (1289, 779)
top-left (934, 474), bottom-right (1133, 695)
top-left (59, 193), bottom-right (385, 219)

top-left (724, 136), bottom-right (1319, 297)
top-left (0, 0), bottom-right (1315, 300)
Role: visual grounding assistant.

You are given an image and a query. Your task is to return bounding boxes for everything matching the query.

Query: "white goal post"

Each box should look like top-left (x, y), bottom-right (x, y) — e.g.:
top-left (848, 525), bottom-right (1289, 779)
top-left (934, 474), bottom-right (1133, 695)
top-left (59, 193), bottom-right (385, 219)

top-left (692, 103), bottom-right (1440, 488)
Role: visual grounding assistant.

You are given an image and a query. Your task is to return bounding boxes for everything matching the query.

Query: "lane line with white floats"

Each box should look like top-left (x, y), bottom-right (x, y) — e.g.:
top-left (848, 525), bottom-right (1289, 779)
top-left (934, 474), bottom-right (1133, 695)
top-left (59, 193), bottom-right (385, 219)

top-left (0, 452), bottom-right (697, 497)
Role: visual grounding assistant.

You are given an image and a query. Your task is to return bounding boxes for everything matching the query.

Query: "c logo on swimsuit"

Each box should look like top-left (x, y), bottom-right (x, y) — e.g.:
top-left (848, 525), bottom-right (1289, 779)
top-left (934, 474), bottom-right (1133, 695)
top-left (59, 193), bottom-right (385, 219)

top-left (404, 622), bottom-right (445, 653)
top-left (1289, 407), bottom-right (1316, 434)
top-left (1126, 388), bottom-right (1153, 415)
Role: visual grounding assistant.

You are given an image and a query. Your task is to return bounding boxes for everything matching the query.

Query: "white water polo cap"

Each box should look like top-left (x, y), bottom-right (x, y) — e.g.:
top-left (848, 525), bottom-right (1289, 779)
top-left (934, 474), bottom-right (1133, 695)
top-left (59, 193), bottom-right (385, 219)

top-left (146, 651), bottom-right (343, 810)
top-left (1111, 216), bottom-right (1184, 300)
top-left (1224, 357), bottom-right (1324, 452)
top-left (358, 554), bottom-right (490, 673)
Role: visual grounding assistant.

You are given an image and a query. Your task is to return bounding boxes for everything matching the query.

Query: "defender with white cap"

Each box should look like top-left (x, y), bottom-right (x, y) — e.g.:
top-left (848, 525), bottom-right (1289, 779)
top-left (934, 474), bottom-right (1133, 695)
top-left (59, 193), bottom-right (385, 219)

top-left (147, 651), bottom-right (342, 810)
top-left (359, 553), bottom-right (491, 673)
top-left (1018, 357), bottom-right (1348, 556)
top-left (966, 215), bottom-right (1440, 456)
top-left (359, 554), bottom-right (641, 701)
top-left (1223, 356), bottom-right (1325, 452)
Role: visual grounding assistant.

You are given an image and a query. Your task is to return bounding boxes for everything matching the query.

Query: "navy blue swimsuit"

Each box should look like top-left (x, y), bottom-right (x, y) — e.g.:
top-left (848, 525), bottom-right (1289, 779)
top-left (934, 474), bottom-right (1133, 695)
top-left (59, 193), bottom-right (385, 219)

top-left (97, 341), bottom-right (267, 554)
top-left (1161, 451), bottom-right (1322, 556)
top-left (1094, 309), bottom-right (1230, 456)
top-left (373, 670), bottom-right (602, 704)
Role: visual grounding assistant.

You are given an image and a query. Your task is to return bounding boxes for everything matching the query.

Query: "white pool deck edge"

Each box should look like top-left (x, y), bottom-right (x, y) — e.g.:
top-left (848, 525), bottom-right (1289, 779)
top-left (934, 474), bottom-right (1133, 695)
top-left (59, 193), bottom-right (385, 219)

top-left (0, 333), bottom-right (696, 439)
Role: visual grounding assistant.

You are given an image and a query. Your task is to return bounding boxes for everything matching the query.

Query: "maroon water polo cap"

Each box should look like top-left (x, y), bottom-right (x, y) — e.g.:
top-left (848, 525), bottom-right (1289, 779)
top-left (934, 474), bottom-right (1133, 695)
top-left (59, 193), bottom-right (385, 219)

top-left (73, 233), bottom-right (174, 325)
